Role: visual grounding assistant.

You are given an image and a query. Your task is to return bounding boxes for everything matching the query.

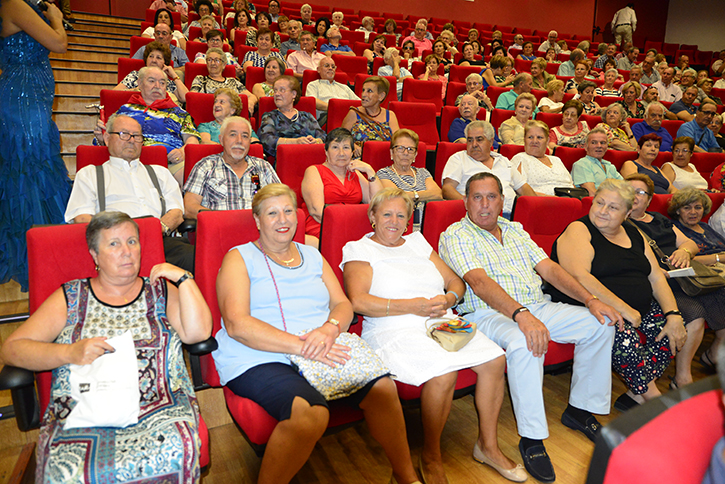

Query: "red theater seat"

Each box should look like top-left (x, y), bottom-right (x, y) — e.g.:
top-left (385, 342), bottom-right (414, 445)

top-left (389, 101), bottom-right (440, 146)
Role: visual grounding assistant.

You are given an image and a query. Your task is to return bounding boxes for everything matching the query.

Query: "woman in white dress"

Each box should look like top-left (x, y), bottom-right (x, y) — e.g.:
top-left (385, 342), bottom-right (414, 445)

top-left (342, 188), bottom-right (527, 484)
top-left (512, 120), bottom-right (575, 196)
top-left (661, 136), bottom-right (709, 191)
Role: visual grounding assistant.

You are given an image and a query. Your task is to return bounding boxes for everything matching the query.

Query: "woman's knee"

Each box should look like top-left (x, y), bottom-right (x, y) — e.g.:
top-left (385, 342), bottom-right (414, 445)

top-left (288, 397), bottom-right (329, 434)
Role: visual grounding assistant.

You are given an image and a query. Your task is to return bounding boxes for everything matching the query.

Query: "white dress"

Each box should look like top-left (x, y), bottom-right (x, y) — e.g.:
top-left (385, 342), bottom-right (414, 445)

top-left (662, 162), bottom-right (708, 190)
top-left (340, 232), bottom-right (504, 386)
top-left (511, 152), bottom-right (574, 196)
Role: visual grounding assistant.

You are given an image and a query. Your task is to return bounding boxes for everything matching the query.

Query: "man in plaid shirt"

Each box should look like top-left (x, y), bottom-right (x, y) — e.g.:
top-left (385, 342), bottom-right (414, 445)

top-left (183, 117), bottom-right (280, 219)
top-left (439, 172), bottom-right (621, 484)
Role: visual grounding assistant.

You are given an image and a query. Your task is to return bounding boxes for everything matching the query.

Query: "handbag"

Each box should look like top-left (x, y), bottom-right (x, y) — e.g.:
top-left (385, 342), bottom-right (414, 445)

top-left (426, 316), bottom-right (477, 352)
top-left (257, 242), bottom-right (390, 401)
top-left (65, 332), bottom-right (140, 429)
top-left (645, 236), bottom-right (725, 297)
top-left (554, 187), bottom-right (589, 200)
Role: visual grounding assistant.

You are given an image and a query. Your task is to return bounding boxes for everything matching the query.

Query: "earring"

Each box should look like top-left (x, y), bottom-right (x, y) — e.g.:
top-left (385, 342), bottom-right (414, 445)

top-left (94, 262), bottom-right (99, 272)
top-left (371, 222), bottom-right (376, 229)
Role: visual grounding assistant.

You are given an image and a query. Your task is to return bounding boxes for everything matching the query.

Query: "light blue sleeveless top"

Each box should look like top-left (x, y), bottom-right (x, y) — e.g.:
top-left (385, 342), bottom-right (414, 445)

top-left (213, 241), bottom-right (331, 385)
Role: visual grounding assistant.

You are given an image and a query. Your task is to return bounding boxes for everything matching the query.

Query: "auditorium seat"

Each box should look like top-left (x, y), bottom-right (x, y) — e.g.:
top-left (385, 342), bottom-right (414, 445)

top-left (389, 101), bottom-right (440, 146)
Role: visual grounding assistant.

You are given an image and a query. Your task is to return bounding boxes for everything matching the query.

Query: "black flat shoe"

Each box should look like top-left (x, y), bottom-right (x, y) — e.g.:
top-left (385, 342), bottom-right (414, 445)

top-left (518, 440), bottom-right (555, 483)
top-left (561, 409), bottom-right (601, 443)
top-left (701, 350), bottom-right (717, 374)
top-left (614, 393), bottom-right (641, 412)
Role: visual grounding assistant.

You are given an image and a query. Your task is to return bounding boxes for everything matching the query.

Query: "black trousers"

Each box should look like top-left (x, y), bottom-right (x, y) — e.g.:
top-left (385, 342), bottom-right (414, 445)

top-left (163, 235), bottom-right (195, 273)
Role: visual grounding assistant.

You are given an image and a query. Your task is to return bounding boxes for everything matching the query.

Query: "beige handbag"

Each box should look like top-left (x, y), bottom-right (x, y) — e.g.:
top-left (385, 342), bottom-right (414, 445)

top-left (426, 316), bottom-right (477, 352)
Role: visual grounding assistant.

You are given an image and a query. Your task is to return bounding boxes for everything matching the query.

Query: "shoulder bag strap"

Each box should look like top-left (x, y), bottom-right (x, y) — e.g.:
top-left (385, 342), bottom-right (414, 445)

top-left (96, 165), bottom-right (106, 213)
top-left (144, 164), bottom-right (167, 216)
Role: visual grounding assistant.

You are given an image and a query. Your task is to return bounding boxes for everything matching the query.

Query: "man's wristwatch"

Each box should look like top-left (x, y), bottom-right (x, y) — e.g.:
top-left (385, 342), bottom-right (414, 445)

top-left (414, 191), bottom-right (420, 202)
top-left (175, 271), bottom-right (194, 287)
top-left (512, 306), bottom-right (529, 322)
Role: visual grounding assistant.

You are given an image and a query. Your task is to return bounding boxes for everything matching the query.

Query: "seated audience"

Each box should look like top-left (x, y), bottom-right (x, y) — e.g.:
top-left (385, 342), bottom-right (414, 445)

top-left (626, 174), bottom-right (725, 386)
top-left (565, 60), bottom-right (591, 94)
top-left (676, 101), bottom-right (722, 152)
top-left (132, 22), bottom-right (189, 68)
top-left (305, 57), bottom-right (360, 123)
top-left (593, 42), bottom-right (617, 69)
top-left (259, 75), bottom-right (325, 157)
top-left (73, 114), bottom-right (195, 271)
top-left (595, 103), bottom-right (637, 151)
top-left (500, 93), bottom-right (536, 146)
top-left (341, 76), bottom-right (400, 157)
top-left (431, 39), bottom-right (452, 72)
top-left (632, 102), bottom-right (674, 151)
top-left (241, 27), bottom-right (284, 72)
top-left (710, 113), bottom-right (725, 151)
top-left (185, 116), bottom-right (276, 217)
top-left (229, 9), bottom-right (255, 46)
top-left (483, 55), bottom-right (516, 91)
top-left (246, 11), bottom-right (282, 49)
top-left (0, 211), bottom-right (211, 482)
top-left (467, 28), bottom-right (479, 43)
top-left (679, 68), bottom-right (712, 104)
top-left (342, 188), bottom-right (524, 484)
top-left (439, 172), bottom-right (619, 484)
top-left (190, 48), bottom-right (256, 113)
top-left (661, 136), bottom-right (708, 190)
top-left (652, 66), bottom-right (682, 104)
top-left (538, 79), bottom-right (565, 113)
top-left (377, 130), bottom-right (442, 207)
top-left (576, 80), bottom-right (601, 115)
top-left (670, 86), bottom-right (699, 122)
top-left (512, 120), bottom-right (574, 195)
top-left (95, 67), bottom-right (199, 183)
top-left (572, 128), bottom-right (623, 195)
top-left (301, 128), bottom-right (382, 241)
top-left (252, 57), bottom-right (285, 100)
top-left (595, 68), bottom-right (620, 97)
top-left (508, 33), bottom-right (524, 54)
top-left (363, 34), bottom-right (387, 68)
top-left (700, 78), bottom-right (722, 105)
top-left (213, 183), bottom-right (419, 484)
top-left (183, 0), bottom-right (220, 37)
top-left (548, 99), bottom-right (590, 151)
top-left (356, 16), bottom-right (375, 42)
top-left (266, 0), bottom-right (279, 21)
top-left (628, 65), bottom-right (644, 86)
top-left (418, 55), bottom-right (447, 101)
top-left (544, 47), bottom-right (559, 64)
top-left (277, 15), bottom-right (289, 34)
top-left (299, 3), bottom-right (314, 26)
top-left (194, 31), bottom-right (241, 75)
top-left (441, 120), bottom-right (535, 218)
top-left (530, 57), bottom-right (555, 90)
top-left (192, 14), bottom-right (216, 42)
top-left (617, 46), bottom-right (639, 71)
top-left (557, 48), bottom-right (586, 77)
top-left (330, 11), bottom-right (348, 30)
top-left (455, 73), bottom-right (493, 110)
top-left (320, 26), bottom-right (354, 56)
top-left (640, 55), bottom-right (660, 85)
top-left (538, 30), bottom-right (562, 53)
top-left (115, 41), bottom-right (188, 103)
top-left (224, 0), bottom-right (254, 22)
top-left (314, 17), bottom-right (331, 39)
top-left (384, 18), bottom-right (400, 43)
top-left (516, 41), bottom-right (536, 61)
top-left (438, 30), bottom-right (458, 57)
top-left (458, 42), bottom-right (486, 67)
top-left (495, 73), bottom-right (533, 110)
top-left (198, 88), bottom-right (259, 144)
top-left (548, 179), bottom-right (685, 410)
top-left (616, 81), bottom-right (645, 119)
top-left (402, 19), bottom-right (433, 57)
top-left (449, 94), bottom-right (481, 143)
top-left (141, 8), bottom-right (186, 50)
top-left (286, 30), bottom-right (326, 79)
top-left (279, 19), bottom-right (301, 57)
top-left (377, 47), bottom-right (413, 101)
top-left (620, 134), bottom-right (675, 193)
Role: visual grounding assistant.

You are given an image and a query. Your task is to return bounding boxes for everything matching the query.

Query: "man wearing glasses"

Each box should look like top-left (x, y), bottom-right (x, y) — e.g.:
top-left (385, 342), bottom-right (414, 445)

top-left (132, 23), bottom-right (189, 69)
top-left (676, 101), bottom-right (722, 153)
top-left (305, 58), bottom-right (359, 123)
top-left (66, 114), bottom-right (195, 272)
top-left (632, 102), bottom-right (674, 152)
top-left (401, 20), bottom-right (432, 57)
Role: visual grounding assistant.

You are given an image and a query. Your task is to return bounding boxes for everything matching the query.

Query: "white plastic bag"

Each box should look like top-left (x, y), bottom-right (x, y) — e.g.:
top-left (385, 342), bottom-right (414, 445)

top-left (65, 332), bottom-right (140, 429)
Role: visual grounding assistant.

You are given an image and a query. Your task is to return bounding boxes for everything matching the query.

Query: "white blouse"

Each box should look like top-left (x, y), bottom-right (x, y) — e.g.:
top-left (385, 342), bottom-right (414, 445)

top-left (511, 152), bottom-right (574, 196)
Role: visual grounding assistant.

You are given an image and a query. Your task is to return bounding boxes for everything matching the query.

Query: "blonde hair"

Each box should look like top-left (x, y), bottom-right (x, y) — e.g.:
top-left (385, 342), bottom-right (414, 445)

top-left (368, 187), bottom-right (414, 221)
top-left (252, 183), bottom-right (297, 216)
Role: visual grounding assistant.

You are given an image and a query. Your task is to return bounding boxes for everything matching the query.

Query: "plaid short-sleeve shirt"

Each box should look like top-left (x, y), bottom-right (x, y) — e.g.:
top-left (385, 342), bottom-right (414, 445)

top-left (439, 215), bottom-right (548, 314)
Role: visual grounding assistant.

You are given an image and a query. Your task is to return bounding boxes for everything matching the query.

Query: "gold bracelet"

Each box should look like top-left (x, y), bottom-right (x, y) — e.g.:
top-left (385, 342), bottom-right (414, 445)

top-left (585, 295), bottom-right (599, 308)
top-left (386, 299), bottom-right (391, 317)
top-left (681, 247), bottom-right (693, 259)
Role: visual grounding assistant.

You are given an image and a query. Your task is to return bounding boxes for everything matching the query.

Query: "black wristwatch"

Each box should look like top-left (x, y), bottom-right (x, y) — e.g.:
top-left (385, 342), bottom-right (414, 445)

top-left (174, 271), bottom-right (194, 287)
top-left (512, 306), bottom-right (529, 322)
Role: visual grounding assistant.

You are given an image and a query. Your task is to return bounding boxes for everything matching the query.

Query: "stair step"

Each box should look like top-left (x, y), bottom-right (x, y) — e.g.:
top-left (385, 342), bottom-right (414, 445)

top-left (62, 155), bottom-right (77, 178)
top-left (68, 43), bottom-right (128, 53)
top-left (50, 58), bottom-right (117, 69)
top-left (68, 27), bottom-right (136, 39)
top-left (55, 80), bottom-right (113, 96)
top-left (72, 13), bottom-right (141, 28)
top-left (53, 112), bottom-right (98, 132)
top-left (66, 35), bottom-right (129, 48)
top-left (54, 95), bottom-right (104, 111)
top-left (53, 68), bottom-right (116, 83)
top-left (60, 132), bottom-right (94, 160)
top-left (69, 24), bottom-right (139, 35)
top-left (51, 51), bottom-right (125, 63)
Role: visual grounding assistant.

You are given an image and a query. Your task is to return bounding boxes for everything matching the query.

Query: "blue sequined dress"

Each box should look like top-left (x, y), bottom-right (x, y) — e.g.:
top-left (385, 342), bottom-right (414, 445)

top-left (0, 0), bottom-right (72, 291)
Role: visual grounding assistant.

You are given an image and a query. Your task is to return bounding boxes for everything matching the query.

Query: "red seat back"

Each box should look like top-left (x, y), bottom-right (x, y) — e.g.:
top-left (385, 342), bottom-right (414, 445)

top-left (184, 62), bottom-right (237, 89)
top-left (389, 101), bottom-right (440, 146)
top-left (326, 98), bottom-right (362, 132)
top-left (440, 106), bottom-right (487, 143)
top-left (512, 196), bottom-right (582, 255)
top-left (449, 64), bottom-right (482, 83)
top-left (331, 54), bottom-right (369, 83)
top-left (434, 142), bottom-right (468, 184)
top-left (117, 57), bottom-right (146, 83)
top-left (444, 82), bottom-right (468, 106)
top-left (499, 144), bottom-right (525, 159)
top-left (661, 120), bottom-right (684, 140)
top-left (489, 108), bottom-right (514, 134)
top-left (421, 200), bottom-right (466, 251)
top-left (185, 92), bottom-right (250, 126)
top-left (402, 78), bottom-right (444, 111)
top-left (555, 146), bottom-right (587, 171)
top-left (603, 150), bottom-right (637, 171)
top-left (692, 153), bottom-right (725, 179)
top-left (100, 89), bottom-right (135, 120)
top-left (536, 112), bottom-right (563, 130)
top-left (76, 145), bottom-right (169, 171)
top-left (275, 144), bottom-right (327, 203)
top-left (486, 86), bottom-right (512, 106)
top-left (257, 95), bottom-right (317, 124)
top-left (301, 69), bottom-right (349, 92)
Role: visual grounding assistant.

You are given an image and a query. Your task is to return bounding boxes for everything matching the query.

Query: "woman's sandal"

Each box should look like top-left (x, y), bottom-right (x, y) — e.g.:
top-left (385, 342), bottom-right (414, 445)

top-left (701, 350), bottom-right (717, 374)
top-left (668, 375), bottom-right (678, 391)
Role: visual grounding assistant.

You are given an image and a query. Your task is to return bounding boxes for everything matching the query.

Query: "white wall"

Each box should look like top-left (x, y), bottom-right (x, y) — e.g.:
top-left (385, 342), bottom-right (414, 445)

top-left (665, 0), bottom-right (725, 52)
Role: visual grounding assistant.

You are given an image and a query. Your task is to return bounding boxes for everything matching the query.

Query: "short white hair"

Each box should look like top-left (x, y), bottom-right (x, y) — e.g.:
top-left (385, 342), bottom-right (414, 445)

top-left (383, 46), bottom-right (398, 63)
top-left (332, 11), bottom-right (343, 18)
top-left (220, 116), bottom-right (252, 139)
top-left (645, 101), bottom-right (666, 117)
top-left (464, 120), bottom-right (495, 140)
top-left (300, 3), bottom-right (310, 11)
top-left (548, 30), bottom-right (558, 37)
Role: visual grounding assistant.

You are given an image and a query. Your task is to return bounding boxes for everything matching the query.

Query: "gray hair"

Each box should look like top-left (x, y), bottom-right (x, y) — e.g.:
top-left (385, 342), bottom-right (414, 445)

top-left (220, 115), bottom-right (252, 139)
top-left (645, 101), bottom-right (666, 117)
top-left (206, 47), bottom-right (227, 66)
top-left (682, 68), bottom-right (697, 78)
top-left (383, 46), bottom-right (398, 63)
top-left (300, 3), bottom-right (311, 11)
top-left (86, 211), bottom-right (139, 254)
top-left (288, 19), bottom-right (301, 29)
top-left (105, 113), bottom-right (141, 134)
top-left (465, 73), bottom-right (483, 84)
top-left (570, 48), bottom-right (585, 63)
top-left (332, 11), bottom-right (343, 18)
top-left (601, 103), bottom-right (625, 122)
top-left (668, 186), bottom-right (712, 218)
top-left (595, 179), bottom-right (635, 211)
top-left (464, 120), bottom-right (495, 140)
top-left (138, 66), bottom-right (167, 85)
top-left (587, 127), bottom-right (609, 140)
top-left (512, 72), bottom-right (532, 87)
top-left (605, 68), bottom-right (618, 77)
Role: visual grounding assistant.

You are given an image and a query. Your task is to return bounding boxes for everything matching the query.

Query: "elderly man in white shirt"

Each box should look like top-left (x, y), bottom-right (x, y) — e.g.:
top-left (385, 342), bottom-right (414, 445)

top-left (441, 120), bottom-right (536, 219)
top-left (652, 66), bottom-right (682, 103)
top-left (305, 57), bottom-right (360, 122)
top-left (612, 3), bottom-right (637, 46)
top-left (65, 114), bottom-right (194, 272)
top-left (538, 31), bottom-right (561, 54)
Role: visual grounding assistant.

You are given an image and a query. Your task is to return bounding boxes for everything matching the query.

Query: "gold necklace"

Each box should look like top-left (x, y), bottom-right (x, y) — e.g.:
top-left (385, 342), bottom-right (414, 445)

top-left (258, 240), bottom-right (296, 266)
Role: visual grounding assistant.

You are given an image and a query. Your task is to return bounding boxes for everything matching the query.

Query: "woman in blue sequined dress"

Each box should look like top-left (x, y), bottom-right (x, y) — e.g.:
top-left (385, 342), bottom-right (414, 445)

top-left (0, 0), bottom-right (71, 291)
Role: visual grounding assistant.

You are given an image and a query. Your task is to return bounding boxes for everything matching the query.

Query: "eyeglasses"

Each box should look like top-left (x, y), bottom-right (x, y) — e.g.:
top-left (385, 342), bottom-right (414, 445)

top-left (673, 148), bottom-right (691, 154)
top-left (393, 146), bottom-right (416, 154)
top-left (403, 45), bottom-right (414, 50)
top-left (110, 131), bottom-right (144, 142)
top-left (633, 188), bottom-right (649, 196)
top-left (701, 111), bottom-right (717, 117)
top-left (321, 64), bottom-right (337, 69)
top-left (207, 57), bottom-right (224, 64)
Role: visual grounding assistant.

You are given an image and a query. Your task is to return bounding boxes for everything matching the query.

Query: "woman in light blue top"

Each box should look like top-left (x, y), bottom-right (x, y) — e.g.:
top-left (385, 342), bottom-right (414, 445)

top-left (213, 184), bottom-right (420, 484)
